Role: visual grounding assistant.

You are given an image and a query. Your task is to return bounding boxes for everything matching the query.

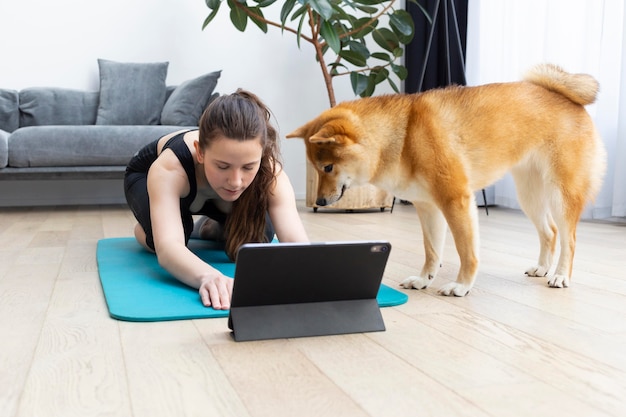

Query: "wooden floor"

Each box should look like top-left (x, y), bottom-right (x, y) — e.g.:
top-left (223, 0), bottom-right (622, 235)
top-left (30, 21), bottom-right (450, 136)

top-left (1, 201), bottom-right (626, 417)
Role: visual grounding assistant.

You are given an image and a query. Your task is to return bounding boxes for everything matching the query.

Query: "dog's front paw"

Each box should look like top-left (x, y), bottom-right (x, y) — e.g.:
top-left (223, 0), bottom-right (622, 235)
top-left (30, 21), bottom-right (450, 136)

top-left (437, 282), bottom-right (471, 297)
top-left (400, 275), bottom-right (432, 290)
top-left (525, 265), bottom-right (550, 277)
top-left (547, 274), bottom-right (570, 288)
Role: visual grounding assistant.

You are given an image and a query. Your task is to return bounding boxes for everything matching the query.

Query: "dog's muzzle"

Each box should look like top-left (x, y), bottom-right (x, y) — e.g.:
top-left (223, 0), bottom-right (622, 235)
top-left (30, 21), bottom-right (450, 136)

top-left (316, 185), bottom-right (346, 206)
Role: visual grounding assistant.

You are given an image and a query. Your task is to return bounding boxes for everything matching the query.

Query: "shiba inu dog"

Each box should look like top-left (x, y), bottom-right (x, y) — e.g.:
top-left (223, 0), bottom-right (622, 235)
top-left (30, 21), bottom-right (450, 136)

top-left (286, 64), bottom-right (606, 296)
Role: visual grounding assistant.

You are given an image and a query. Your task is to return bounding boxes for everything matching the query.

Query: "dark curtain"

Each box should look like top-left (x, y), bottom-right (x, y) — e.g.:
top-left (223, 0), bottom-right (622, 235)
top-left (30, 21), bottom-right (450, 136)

top-left (405, 0), bottom-right (469, 93)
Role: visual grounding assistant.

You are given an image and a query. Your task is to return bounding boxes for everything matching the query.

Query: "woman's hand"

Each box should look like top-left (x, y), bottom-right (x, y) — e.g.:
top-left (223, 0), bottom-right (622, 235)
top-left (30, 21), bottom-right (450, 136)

top-left (199, 272), bottom-right (234, 309)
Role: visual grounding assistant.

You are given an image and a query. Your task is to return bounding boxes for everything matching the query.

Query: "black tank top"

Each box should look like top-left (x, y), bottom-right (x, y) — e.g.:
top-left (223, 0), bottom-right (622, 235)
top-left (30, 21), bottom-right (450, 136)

top-left (126, 130), bottom-right (198, 211)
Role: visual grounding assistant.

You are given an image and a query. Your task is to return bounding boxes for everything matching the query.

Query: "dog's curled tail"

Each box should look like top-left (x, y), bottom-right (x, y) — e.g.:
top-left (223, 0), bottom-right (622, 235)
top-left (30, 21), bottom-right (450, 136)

top-left (524, 63), bottom-right (599, 105)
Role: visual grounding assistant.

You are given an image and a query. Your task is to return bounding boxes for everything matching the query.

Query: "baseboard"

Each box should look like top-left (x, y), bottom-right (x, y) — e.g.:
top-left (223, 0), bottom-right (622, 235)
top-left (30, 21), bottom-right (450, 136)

top-left (0, 178), bottom-right (126, 207)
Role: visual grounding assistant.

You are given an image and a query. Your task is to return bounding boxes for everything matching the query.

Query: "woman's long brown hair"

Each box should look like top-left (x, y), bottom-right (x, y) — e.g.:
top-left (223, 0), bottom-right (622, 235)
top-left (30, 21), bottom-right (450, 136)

top-left (198, 89), bottom-right (281, 260)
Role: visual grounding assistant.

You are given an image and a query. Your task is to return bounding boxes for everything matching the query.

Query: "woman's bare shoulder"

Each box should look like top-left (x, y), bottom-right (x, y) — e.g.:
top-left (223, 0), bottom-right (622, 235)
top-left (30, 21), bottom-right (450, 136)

top-left (148, 152), bottom-right (190, 199)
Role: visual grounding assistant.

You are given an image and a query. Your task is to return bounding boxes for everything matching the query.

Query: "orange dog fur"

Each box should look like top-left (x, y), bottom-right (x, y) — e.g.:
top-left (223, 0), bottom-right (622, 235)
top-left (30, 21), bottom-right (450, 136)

top-left (286, 64), bottom-right (606, 296)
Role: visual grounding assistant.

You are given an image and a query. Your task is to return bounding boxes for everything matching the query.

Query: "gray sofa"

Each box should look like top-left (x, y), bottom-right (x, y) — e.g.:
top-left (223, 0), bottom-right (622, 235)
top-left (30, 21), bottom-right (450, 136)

top-left (0, 60), bottom-right (220, 206)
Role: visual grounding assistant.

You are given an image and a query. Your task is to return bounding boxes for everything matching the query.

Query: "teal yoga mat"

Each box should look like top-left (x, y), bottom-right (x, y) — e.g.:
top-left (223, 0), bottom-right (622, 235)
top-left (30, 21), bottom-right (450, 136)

top-left (96, 237), bottom-right (408, 322)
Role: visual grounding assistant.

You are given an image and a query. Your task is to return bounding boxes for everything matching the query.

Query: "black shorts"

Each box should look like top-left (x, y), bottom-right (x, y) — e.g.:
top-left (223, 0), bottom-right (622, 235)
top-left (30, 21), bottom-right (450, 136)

top-left (124, 170), bottom-right (275, 251)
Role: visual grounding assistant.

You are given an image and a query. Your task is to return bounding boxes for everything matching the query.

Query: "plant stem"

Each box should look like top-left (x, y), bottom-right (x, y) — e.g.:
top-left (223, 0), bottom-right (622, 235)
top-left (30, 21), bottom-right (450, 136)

top-left (308, 8), bottom-right (336, 107)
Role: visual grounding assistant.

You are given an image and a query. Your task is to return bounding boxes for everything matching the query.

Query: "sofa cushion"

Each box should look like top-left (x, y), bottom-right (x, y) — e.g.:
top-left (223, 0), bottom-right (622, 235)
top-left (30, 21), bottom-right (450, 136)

top-left (19, 88), bottom-right (99, 127)
top-left (0, 129), bottom-right (8, 168)
top-left (165, 85), bottom-right (176, 102)
top-left (7, 125), bottom-right (190, 168)
top-left (160, 70), bottom-right (221, 126)
top-left (96, 59), bottom-right (169, 125)
top-left (0, 89), bottom-right (19, 133)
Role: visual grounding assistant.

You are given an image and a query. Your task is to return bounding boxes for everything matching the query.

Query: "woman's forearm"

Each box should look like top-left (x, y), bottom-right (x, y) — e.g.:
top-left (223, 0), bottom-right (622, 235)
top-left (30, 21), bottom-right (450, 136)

top-left (155, 241), bottom-right (222, 289)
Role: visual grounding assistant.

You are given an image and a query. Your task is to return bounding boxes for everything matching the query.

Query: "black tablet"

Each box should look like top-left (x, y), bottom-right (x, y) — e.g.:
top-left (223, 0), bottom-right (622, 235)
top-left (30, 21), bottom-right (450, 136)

top-left (228, 241), bottom-right (392, 341)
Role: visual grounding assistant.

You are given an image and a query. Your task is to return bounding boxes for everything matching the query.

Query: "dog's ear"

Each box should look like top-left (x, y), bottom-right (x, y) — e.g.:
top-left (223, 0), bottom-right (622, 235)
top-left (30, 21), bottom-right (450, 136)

top-left (285, 123), bottom-right (311, 140)
top-left (286, 122), bottom-right (338, 144)
top-left (308, 135), bottom-right (336, 144)
top-left (286, 112), bottom-right (350, 144)
top-left (286, 123), bottom-right (337, 144)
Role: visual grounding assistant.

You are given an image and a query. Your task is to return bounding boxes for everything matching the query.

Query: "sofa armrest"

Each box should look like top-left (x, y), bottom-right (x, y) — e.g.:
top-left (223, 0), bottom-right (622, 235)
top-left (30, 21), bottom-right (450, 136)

top-left (0, 129), bottom-right (8, 168)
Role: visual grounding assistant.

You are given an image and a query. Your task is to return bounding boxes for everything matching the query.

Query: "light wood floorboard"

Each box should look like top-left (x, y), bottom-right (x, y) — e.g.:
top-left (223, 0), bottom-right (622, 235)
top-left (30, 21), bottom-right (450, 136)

top-left (1, 202), bottom-right (625, 417)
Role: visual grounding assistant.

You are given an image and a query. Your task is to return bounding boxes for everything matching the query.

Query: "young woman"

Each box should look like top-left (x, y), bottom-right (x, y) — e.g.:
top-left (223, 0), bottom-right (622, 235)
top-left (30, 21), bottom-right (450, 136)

top-left (124, 89), bottom-right (309, 310)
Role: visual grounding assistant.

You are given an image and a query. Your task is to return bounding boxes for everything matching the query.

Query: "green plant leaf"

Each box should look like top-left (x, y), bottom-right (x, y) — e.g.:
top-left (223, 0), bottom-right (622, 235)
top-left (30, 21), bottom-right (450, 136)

top-left (332, 4), bottom-right (353, 22)
top-left (249, 6), bottom-right (268, 33)
top-left (351, 0), bottom-right (379, 13)
top-left (202, 6), bottom-right (221, 29)
top-left (339, 50), bottom-right (367, 66)
top-left (320, 20), bottom-right (341, 53)
top-left (352, 0), bottom-right (383, 5)
top-left (371, 52), bottom-right (391, 61)
top-left (363, 74), bottom-right (376, 97)
top-left (391, 63), bottom-right (408, 80)
top-left (372, 67), bottom-right (389, 85)
top-left (348, 40), bottom-right (370, 58)
top-left (350, 72), bottom-right (369, 96)
top-left (280, 0), bottom-right (297, 26)
top-left (387, 76), bottom-right (400, 93)
top-left (351, 17), bottom-right (377, 39)
top-left (307, 0), bottom-right (335, 20)
top-left (406, 0), bottom-right (433, 25)
top-left (328, 61), bottom-right (348, 75)
top-left (389, 10), bottom-right (414, 43)
top-left (354, 4), bottom-right (378, 14)
top-left (333, 20), bottom-right (350, 39)
top-left (206, 0), bottom-right (222, 10)
top-left (294, 8), bottom-right (307, 47)
top-left (320, 43), bottom-right (329, 57)
top-left (372, 27), bottom-right (399, 52)
top-left (254, 0), bottom-right (277, 6)
top-left (228, 0), bottom-right (248, 31)
top-left (291, 4), bottom-right (308, 21)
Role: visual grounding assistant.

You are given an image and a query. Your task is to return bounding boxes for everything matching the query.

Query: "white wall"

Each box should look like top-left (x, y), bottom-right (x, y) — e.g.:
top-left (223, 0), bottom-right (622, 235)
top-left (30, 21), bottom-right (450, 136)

top-left (0, 0), bottom-right (390, 198)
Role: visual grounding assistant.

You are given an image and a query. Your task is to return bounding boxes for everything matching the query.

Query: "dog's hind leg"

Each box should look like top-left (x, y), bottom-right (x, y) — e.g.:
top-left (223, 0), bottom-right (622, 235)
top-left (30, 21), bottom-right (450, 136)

top-left (545, 129), bottom-right (605, 288)
top-left (546, 190), bottom-right (585, 288)
top-left (400, 201), bottom-right (447, 290)
top-left (512, 168), bottom-right (558, 278)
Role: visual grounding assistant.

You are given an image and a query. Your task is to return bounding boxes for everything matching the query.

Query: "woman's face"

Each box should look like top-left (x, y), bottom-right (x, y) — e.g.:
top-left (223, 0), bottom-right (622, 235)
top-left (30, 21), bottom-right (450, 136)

top-left (195, 136), bottom-right (263, 202)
